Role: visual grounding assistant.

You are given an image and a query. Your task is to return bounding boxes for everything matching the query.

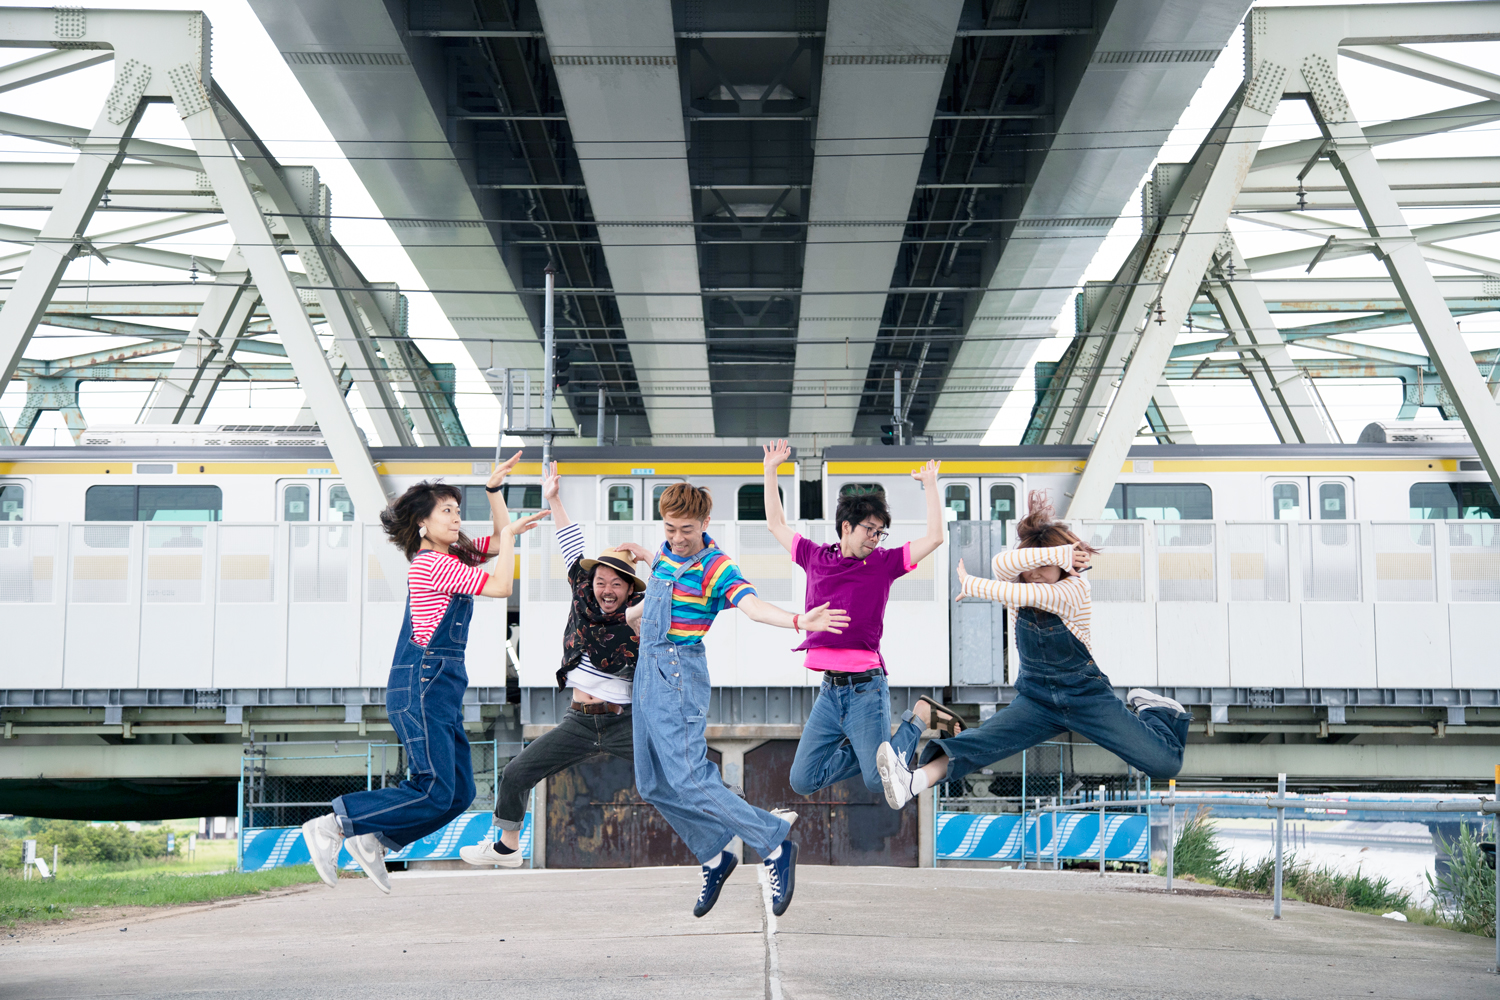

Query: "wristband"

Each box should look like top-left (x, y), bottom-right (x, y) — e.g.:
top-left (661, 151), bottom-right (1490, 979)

top-left (485, 484), bottom-right (503, 494)
top-left (793, 613), bottom-right (800, 633)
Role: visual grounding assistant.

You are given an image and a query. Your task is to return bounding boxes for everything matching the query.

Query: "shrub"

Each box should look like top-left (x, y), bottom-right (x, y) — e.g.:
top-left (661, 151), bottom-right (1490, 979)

top-left (0, 820), bottom-right (172, 870)
top-left (1171, 807), bottom-right (1228, 881)
top-left (1428, 823), bottom-right (1495, 937)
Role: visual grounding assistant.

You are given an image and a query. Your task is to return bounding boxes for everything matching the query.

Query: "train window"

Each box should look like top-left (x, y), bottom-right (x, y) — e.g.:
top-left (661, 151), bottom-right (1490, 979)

top-left (461, 484), bottom-right (541, 521)
top-left (283, 485), bottom-right (311, 522)
top-left (1103, 483), bottom-right (1211, 520)
top-left (989, 484), bottom-right (1015, 522)
top-left (608, 484), bottom-right (635, 521)
top-left (943, 484), bottom-right (971, 521)
top-left (839, 483), bottom-right (885, 498)
top-left (1410, 482), bottom-right (1500, 519)
top-left (736, 485), bottom-right (784, 520)
top-left (1319, 483), bottom-right (1346, 520)
top-left (1273, 483), bottom-right (1300, 519)
top-left (0, 483), bottom-right (22, 521)
top-left (327, 486), bottom-right (354, 522)
top-left (85, 485), bottom-right (223, 521)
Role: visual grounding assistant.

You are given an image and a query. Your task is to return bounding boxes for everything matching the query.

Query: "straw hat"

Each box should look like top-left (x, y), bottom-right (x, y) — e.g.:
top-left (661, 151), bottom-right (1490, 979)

top-left (578, 546), bottom-right (647, 593)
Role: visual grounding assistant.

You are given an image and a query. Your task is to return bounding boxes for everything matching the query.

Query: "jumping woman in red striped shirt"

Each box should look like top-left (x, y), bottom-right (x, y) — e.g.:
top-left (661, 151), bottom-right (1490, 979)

top-left (301, 452), bottom-right (548, 893)
top-left (878, 491), bottom-right (1191, 809)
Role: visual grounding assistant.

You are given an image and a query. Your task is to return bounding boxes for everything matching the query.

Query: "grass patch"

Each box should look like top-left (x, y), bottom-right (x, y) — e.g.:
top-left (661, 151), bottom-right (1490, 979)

top-left (0, 866), bottom-right (322, 928)
top-left (1428, 823), bottom-right (1496, 938)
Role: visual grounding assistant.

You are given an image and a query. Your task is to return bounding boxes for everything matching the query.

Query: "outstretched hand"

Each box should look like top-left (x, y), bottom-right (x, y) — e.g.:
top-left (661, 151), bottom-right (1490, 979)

top-left (800, 602), bottom-right (850, 634)
top-left (488, 450), bottom-right (525, 490)
top-left (763, 438), bottom-right (792, 473)
top-left (954, 557), bottom-right (970, 602)
top-left (542, 460), bottom-right (560, 502)
top-left (617, 541), bottom-right (653, 564)
top-left (911, 458), bottom-right (940, 487)
top-left (501, 509), bottom-right (550, 536)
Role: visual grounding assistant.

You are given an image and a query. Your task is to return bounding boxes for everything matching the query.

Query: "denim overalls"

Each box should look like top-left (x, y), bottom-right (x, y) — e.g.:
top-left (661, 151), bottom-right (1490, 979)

top-left (333, 592), bottom-right (477, 850)
top-left (632, 544), bottom-right (791, 863)
top-left (919, 607), bottom-right (1191, 782)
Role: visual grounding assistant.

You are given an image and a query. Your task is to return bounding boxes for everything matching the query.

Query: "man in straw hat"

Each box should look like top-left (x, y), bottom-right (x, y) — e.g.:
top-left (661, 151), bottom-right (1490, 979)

top-left (462, 461), bottom-right (652, 868)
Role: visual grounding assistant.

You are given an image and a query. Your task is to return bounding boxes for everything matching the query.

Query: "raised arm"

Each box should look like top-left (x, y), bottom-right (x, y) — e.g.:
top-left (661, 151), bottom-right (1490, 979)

top-left (485, 449), bottom-right (524, 537)
top-left (954, 556), bottom-right (1087, 616)
top-left (541, 461), bottom-right (570, 530)
top-left (761, 439), bottom-right (797, 554)
top-left (478, 510), bottom-right (550, 598)
top-left (992, 543), bottom-right (1076, 581)
top-left (905, 459), bottom-right (945, 564)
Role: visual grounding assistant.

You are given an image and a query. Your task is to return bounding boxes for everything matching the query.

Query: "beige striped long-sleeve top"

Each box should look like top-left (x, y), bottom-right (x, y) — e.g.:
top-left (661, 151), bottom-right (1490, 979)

top-left (959, 543), bottom-right (1092, 653)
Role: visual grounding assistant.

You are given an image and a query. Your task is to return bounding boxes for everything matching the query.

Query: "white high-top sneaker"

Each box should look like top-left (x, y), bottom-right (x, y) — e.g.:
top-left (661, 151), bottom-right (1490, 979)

top-left (300, 813), bottom-right (344, 888)
top-left (344, 833), bottom-right (391, 894)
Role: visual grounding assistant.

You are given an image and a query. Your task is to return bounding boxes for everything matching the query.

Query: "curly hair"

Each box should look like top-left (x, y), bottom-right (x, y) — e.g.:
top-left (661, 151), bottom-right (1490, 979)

top-left (380, 480), bottom-right (493, 566)
top-left (835, 488), bottom-right (891, 539)
top-left (1014, 490), bottom-right (1099, 573)
top-left (658, 481), bottom-right (712, 520)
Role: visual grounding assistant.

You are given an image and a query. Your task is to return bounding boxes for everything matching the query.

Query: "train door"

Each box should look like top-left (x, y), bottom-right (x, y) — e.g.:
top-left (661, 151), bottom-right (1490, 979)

top-left (938, 477), bottom-right (979, 522)
top-left (1267, 477), bottom-right (1354, 520)
top-left (277, 480), bottom-right (315, 522)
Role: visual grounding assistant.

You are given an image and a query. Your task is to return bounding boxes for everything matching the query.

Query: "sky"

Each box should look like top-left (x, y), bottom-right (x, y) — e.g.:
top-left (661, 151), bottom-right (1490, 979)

top-left (1, 0), bottom-right (1496, 448)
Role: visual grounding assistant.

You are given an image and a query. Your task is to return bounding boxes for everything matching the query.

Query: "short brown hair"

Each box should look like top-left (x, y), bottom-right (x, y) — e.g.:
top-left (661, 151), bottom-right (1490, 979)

top-left (658, 482), bottom-right (712, 521)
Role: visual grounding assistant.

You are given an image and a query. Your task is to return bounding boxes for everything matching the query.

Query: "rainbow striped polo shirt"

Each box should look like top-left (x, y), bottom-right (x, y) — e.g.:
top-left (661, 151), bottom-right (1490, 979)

top-left (652, 535), bottom-right (756, 645)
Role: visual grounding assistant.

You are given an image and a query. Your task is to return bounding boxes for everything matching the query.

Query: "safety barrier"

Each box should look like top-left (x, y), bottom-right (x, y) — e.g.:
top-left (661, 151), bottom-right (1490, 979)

top-left (236, 740), bottom-right (533, 872)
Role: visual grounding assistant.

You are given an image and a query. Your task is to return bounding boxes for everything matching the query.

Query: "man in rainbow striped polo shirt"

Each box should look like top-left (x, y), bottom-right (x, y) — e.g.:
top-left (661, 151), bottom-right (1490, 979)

top-left (628, 481), bottom-right (848, 920)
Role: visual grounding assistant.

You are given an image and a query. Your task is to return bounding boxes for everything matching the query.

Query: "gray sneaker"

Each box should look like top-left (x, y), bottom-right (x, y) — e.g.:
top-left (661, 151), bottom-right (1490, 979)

top-left (344, 833), bottom-right (391, 894)
top-left (1127, 688), bottom-right (1186, 715)
top-left (300, 813), bottom-right (344, 888)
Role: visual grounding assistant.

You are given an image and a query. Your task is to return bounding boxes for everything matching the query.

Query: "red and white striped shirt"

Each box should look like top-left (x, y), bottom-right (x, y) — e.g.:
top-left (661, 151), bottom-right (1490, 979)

top-left (407, 536), bottom-right (492, 646)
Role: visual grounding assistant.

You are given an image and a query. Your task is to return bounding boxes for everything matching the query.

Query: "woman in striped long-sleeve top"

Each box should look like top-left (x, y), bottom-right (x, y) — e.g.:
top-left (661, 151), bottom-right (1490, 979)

top-left (876, 492), bottom-right (1193, 810)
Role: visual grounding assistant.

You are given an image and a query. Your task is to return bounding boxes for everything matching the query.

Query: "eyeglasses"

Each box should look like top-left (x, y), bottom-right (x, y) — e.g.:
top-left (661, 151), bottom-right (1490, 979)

top-left (857, 522), bottom-right (889, 542)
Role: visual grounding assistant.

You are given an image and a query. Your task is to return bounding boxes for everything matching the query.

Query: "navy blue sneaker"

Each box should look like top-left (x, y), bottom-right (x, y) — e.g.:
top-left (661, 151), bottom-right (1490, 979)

top-left (762, 840), bottom-right (797, 917)
top-left (693, 851), bottom-right (738, 918)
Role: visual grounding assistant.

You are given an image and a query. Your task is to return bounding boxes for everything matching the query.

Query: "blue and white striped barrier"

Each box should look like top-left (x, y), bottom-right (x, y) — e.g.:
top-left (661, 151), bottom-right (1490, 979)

top-left (936, 811), bottom-right (1148, 862)
top-left (240, 811), bottom-right (533, 872)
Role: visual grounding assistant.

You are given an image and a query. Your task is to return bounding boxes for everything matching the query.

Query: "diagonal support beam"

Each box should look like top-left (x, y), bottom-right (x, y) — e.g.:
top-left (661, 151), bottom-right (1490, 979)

top-left (142, 247), bottom-right (259, 424)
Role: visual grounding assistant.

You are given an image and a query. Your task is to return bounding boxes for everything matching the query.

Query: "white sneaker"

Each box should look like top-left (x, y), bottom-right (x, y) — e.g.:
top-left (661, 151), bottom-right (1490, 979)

top-left (770, 807), bottom-right (799, 830)
top-left (876, 741), bottom-right (915, 810)
top-left (460, 840), bottom-right (525, 868)
top-left (300, 813), bottom-right (344, 888)
top-left (344, 833), bottom-right (392, 894)
top-left (1127, 688), bottom-right (1186, 715)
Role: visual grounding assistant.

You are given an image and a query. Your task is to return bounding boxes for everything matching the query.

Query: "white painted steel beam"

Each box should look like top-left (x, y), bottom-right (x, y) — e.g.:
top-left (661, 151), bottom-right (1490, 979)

top-left (926, 0), bottom-right (1248, 440)
top-left (1067, 89), bottom-right (1273, 518)
top-left (0, 49), bottom-right (112, 93)
top-left (1340, 43), bottom-right (1500, 102)
top-left (247, 0), bottom-right (562, 433)
top-left (1239, 157), bottom-right (1500, 210)
top-left (0, 213), bottom-right (226, 275)
top-left (535, 0), bottom-right (712, 440)
top-left (787, 0), bottom-right (964, 445)
top-left (0, 110), bottom-right (202, 170)
top-left (1069, 2), bottom-right (1500, 517)
top-left (1247, 211), bottom-right (1500, 277)
top-left (0, 162), bottom-right (233, 213)
top-left (142, 247), bottom-right (259, 425)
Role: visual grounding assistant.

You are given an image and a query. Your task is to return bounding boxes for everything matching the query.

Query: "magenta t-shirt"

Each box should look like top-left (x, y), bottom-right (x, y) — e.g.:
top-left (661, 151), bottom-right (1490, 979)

top-left (792, 533), bottom-right (917, 671)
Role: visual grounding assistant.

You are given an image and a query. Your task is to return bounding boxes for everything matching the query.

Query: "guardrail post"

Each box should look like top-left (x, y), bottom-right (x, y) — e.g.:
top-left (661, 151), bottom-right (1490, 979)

top-left (1167, 778), bottom-right (1175, 893)
top-left (1035, 797), bottom-right (1043, 868)
top-left (1099, 784), bottom-right (1107, 878)
top-left (1273, 772), bottom-right (1286, 920)
top-left (1020, 804), bottom-right (1028, 870)
top-left (1052, 796), bottom-right (1060, 869)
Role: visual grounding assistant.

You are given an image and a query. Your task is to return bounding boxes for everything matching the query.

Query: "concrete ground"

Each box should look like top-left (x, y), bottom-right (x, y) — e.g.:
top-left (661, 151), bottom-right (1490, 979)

top-left (2, 865), bottom-right (1495, 999)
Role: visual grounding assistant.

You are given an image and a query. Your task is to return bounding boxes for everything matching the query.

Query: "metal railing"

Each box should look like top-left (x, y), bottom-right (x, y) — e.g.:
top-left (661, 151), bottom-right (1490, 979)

top-left (1026, 768), bottom-right (1500, 970)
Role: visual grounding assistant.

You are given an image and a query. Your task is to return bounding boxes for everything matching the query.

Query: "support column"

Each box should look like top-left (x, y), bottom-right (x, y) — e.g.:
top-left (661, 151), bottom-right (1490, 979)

top-left (143, 247), bottom-right (258, 424)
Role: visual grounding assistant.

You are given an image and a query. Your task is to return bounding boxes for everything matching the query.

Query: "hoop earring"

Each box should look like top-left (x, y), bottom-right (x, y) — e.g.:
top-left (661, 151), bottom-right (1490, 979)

top-left (418, 525), bottom-right (427, 538)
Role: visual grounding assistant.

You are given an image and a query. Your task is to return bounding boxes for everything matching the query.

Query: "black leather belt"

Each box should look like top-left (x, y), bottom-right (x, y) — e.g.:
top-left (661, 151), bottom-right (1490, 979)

top-left (824, 669), bottom-right (882, 686)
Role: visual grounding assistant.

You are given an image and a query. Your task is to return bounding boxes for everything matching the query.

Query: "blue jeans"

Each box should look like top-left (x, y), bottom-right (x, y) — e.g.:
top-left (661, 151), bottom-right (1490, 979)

top-left (921, 607), bottom-right (1190, 782)
top-left (633, 551), bottom-right (791, 863)
top-left (790, 672), bottom-right (923, 795)
top-left (333, 594), bottom-right (477, 850)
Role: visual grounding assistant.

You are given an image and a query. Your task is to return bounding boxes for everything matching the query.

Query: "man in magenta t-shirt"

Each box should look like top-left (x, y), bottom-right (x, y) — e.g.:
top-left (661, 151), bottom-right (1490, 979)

top-left (762, 441), bottom-right (962, 796)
